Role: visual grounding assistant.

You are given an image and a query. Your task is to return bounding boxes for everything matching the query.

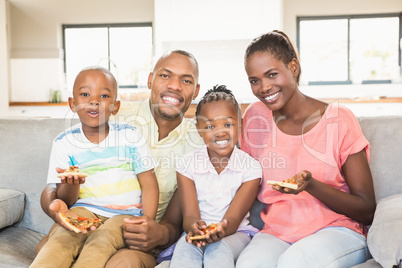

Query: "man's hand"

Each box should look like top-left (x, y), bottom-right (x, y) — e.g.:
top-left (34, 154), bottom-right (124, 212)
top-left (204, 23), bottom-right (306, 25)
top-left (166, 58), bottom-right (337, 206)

top-left (122, 216), bottom-right (168, 252)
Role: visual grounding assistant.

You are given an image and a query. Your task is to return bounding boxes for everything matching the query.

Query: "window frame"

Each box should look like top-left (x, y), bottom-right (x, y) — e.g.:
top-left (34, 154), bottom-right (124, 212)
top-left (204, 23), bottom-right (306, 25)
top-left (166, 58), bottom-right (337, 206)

top-left (296, 13), bottom-right (402, 85)
top-left (62, 22), bottom-right (153, 89)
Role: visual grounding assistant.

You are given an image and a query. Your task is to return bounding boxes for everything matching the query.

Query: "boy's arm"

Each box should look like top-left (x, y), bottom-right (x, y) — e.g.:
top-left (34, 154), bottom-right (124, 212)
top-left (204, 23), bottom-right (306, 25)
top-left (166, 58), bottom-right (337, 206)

top-left (137, 169), bottom-right (159, 219)
top-left (56, 183), bottom-right (80, 207)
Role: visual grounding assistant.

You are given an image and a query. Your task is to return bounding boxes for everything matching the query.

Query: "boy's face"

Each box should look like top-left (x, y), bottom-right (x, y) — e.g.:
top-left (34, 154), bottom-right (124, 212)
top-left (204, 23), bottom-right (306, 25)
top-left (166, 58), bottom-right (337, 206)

top-left (148, 52), bottom-right (200, 120)
top-left (196, 100), bottom-right (240, 160)
top-left (69, 69), bottom-right (120, 130)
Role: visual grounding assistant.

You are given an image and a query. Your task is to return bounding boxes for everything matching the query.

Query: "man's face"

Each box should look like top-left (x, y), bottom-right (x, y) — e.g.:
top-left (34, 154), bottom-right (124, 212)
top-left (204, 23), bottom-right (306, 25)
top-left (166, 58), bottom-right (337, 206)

top-left (148, 53), bottom-right (200, 120)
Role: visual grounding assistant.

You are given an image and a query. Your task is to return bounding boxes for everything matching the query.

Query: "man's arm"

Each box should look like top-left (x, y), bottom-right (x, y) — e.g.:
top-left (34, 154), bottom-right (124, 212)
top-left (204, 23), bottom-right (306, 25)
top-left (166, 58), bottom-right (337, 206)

top-left (122, 189), bottom-right (183, 251)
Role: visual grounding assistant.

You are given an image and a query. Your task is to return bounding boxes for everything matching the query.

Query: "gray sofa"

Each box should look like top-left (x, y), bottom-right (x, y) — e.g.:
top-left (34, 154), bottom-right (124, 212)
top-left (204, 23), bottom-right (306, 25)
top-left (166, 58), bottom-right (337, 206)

top-left (0, 116), bottom-right (401, 268)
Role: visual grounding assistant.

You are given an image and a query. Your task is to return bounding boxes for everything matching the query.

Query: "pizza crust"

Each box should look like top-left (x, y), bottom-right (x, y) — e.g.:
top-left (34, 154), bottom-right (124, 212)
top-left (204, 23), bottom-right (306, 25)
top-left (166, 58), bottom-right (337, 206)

top-left (57, 166), bottom-right (87, 178)
top-left (266, 180), bottom-right (298, 190)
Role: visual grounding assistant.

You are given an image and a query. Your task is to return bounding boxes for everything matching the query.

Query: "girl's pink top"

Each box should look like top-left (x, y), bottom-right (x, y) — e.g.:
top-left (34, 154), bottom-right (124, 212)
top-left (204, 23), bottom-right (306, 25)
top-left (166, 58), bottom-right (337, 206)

top-left (241, 101), bottom-right (369, 243)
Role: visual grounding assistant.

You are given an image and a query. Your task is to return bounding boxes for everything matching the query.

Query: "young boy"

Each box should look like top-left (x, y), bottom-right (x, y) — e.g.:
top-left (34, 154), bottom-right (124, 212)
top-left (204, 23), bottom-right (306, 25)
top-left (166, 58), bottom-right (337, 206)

top-left (31, 66), bottom-right (159, 268)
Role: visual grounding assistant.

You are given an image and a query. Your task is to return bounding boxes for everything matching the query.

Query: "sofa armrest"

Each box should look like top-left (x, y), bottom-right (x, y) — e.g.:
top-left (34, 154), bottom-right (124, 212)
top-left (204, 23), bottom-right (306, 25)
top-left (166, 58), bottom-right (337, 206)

top-left (367, 194), bottom-right (402, 268)
top-left (0, 189), bottom-right (25, 229)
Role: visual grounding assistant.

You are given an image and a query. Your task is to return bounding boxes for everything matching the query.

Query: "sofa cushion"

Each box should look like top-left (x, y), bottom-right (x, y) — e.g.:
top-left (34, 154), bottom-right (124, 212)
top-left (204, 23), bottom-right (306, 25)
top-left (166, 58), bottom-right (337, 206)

top-left (367, 194), bottom-right (402, 268)
top-left (0, 226), bottom-right (43, 267)
top-left (0, 189), bottom-right (25, 230)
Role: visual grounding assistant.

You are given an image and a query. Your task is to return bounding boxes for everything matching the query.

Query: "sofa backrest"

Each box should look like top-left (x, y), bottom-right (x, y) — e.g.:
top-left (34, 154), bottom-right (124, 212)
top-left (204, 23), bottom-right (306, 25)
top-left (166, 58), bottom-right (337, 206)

top-left (0, 118), bottom-right (78, 234)
top-left (358, 116), bottom-right (402, 201)
top-left (0, 115), bottom-right (401, 234)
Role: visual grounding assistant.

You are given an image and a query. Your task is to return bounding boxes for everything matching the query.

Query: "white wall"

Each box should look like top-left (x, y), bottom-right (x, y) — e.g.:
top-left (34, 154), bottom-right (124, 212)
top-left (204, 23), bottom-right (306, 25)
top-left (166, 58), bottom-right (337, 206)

top-left (7, 0), bottom-right (154, 102)
top-left (0, 0), bottom-right (9, 116)
top-left (154, 0), bottom-right (283, 101)
top-left (4, 0), bottom-right (402, 117)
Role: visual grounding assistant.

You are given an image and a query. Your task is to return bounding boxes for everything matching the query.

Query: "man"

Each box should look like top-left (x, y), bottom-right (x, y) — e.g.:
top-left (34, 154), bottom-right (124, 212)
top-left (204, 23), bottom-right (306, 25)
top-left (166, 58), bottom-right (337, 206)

top-left (37, 50), bottom-right (204, 267)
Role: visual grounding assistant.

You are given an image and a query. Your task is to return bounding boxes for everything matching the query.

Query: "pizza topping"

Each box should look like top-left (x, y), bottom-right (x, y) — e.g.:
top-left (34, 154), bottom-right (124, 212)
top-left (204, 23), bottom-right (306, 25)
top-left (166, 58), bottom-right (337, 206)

top-left (203, 223), bottom-right (216, 234)
top-left (189, 223), bottom-right (217, 240)
top-left (60, 212), bottom-right (102, 232)
top-left (68, 166), bottom-right (80, 172)
top-left (283, 177), bottom-right (296, 184)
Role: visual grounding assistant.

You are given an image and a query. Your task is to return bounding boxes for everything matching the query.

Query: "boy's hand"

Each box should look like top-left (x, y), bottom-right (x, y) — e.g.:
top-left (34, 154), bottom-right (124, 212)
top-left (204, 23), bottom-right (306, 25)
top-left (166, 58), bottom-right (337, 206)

top-left (57, 167), bottom-right (86, 184)
top-left (272, 170), bottom-right (312, 194)
top-left (49, 199), bottom-right (95, 233)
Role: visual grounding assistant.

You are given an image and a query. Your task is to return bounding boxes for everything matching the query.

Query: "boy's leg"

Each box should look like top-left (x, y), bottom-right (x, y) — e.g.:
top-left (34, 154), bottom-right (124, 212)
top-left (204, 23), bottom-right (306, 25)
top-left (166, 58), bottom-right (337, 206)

top-left (72, 214), bottom-right (128, 268)
top-left (170, 234), bottom-right (203, 268)
top-left (236, 232), bottom-right (290, 268)
top-left (277, 226), bottom-right (369, 268)
top-left (203, 231), bottom-right (251, 268)
top-left (30, 207), bottom-right (95, 268)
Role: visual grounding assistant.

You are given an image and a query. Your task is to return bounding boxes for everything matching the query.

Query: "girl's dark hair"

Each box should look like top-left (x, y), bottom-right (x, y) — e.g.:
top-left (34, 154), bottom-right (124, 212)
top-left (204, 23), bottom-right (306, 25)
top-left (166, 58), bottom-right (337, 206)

top-left (245, 30), bottom-right (301, 84)
top-left (195, 85), bottom-right (241, 120)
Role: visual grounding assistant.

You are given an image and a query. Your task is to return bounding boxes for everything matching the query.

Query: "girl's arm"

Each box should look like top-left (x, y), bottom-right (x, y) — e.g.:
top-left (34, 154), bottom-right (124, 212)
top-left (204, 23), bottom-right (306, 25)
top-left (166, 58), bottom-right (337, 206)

top-left (137, 169), bottom-right (159, 220)
top-left (176, 172), bottom-right (203, 234)
top-left (220, 178), bottom-right (260, 236)
top-left (287, 150), bottom-right (375, 225)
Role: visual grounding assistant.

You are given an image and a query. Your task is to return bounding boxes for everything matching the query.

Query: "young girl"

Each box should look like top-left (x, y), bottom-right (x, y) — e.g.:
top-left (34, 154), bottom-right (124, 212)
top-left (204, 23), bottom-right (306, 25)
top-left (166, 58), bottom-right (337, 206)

top-left (169, 85), bottom-right (262, 268)
top-left (237, 30), bottom-right (376, 267)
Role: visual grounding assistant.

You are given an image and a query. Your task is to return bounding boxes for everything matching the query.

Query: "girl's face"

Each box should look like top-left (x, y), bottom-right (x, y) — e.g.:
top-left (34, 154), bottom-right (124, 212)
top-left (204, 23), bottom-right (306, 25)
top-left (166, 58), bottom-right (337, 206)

top-left (245, 51), bottom-right (299, 111)
top-left (196, 100), bottom-right (240, 160)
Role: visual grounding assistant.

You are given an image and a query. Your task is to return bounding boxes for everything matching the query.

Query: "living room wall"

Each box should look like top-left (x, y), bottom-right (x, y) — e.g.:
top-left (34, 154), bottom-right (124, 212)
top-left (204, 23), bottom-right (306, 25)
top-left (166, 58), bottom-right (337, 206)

top-left (2, 0), bottom-right (402, 117)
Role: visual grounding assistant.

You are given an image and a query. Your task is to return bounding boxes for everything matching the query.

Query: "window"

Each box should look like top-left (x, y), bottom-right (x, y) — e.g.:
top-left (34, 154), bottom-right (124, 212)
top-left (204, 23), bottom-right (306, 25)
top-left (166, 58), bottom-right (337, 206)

top-left (297, 13), bottom-right (401, 85)
top-left (63, 23), bottom-right (153, 91)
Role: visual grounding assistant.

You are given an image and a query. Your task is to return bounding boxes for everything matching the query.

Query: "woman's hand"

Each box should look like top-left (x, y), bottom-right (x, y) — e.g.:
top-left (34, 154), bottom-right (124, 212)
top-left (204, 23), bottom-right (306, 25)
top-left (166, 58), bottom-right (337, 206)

top-left (272, 170), bottom-right (312, 194)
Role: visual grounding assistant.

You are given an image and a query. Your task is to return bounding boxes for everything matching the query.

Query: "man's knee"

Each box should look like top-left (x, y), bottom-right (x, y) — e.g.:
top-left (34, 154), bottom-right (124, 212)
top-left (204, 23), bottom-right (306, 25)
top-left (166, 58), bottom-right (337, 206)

top-left (105, 248), bottom-right (156, 268)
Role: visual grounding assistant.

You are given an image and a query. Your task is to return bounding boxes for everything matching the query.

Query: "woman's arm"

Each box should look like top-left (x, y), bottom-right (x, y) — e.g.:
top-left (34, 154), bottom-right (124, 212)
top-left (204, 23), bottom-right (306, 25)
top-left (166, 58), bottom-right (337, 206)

top-left (304, 150), bottom-right (376, 225)
top-left (137, 169), bottom-right (159, 220)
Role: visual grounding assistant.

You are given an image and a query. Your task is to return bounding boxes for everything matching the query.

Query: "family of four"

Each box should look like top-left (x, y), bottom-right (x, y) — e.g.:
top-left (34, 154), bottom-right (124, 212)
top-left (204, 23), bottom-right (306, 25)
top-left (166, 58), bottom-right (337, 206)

top-left (30, 30), bottom-right (376, 268)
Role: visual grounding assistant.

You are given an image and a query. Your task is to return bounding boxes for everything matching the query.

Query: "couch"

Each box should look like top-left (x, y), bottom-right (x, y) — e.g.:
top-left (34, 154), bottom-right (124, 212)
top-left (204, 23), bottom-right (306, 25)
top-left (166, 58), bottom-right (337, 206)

top-left (0, 116), bottom-right (401, 268)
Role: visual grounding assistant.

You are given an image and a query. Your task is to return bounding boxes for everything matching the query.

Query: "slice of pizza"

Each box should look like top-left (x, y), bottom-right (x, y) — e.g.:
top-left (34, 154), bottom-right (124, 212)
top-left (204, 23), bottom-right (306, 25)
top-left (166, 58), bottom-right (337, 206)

top-left (57, 166), bottom-right (88, 178)
top-left (190, 223), bottom-right (217, 240)
top-left (267, 177), bottom-right (298, 190)
top-left (59, 212), bottom-right (102, 233)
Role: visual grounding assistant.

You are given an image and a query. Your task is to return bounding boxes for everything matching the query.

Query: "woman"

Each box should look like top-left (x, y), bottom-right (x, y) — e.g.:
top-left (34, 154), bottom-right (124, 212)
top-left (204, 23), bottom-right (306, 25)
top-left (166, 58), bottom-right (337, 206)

top-left (237, 30), bottom-right (376, 268)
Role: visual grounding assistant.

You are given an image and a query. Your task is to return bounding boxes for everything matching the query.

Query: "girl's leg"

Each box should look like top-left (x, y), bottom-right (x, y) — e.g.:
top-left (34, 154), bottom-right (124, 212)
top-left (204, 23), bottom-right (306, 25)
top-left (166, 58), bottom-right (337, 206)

top-left (278, 227), bottom-right (369, 268)
top-left (236, 232), bottom-right (290, 268)
top-left (203, 232), bottom-right (251, 268)
top-left (170, 234), bottom-right (203, 268)
top-left (73, 214), bottom-right (128, 268)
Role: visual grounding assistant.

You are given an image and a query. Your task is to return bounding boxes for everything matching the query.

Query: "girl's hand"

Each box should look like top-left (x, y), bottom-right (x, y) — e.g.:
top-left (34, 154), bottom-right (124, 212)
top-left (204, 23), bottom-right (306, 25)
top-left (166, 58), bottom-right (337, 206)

top-left (272, 170), bottom-right (312, 194)
top-left (186, 220), bottom-right (207, 247)
top-left (204, 219), bottom-right (228, 244)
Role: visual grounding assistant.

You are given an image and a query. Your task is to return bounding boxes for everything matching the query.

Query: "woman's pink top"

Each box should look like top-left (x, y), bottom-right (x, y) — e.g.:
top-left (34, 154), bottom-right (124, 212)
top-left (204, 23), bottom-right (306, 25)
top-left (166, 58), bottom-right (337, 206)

top-left (241, 101), bottom-right (369, 243)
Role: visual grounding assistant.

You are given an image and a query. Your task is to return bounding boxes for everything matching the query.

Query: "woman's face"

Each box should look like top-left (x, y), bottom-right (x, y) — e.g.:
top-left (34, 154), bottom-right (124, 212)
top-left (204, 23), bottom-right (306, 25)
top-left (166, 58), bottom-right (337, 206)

top-left (245, 51), bottom-right (299, 111)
